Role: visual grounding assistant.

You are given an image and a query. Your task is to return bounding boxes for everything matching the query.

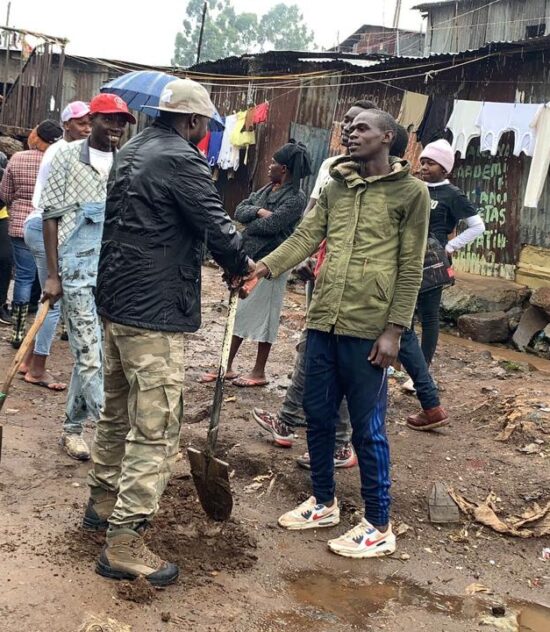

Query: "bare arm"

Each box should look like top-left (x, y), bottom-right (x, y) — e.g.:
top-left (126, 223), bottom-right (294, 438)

top-left (42, 218), bottom-right (62, 303)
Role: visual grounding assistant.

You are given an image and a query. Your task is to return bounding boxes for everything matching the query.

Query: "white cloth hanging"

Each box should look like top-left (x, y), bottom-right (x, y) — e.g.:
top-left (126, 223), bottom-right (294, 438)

top-left (524, 103), bottom-right (550, 208)
top-left (476, 102), bottom-right (515, 156)
top-left (445, 100), bottom-right (483, 158)
top-left (509, 103), bottom-right (541, 157)
top-left (217, 114), bottom-right (240, 171)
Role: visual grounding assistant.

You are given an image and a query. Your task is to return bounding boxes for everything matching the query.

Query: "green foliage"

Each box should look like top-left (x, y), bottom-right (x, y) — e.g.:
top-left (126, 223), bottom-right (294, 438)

top-left (173, 0), bottom-right (315, 67)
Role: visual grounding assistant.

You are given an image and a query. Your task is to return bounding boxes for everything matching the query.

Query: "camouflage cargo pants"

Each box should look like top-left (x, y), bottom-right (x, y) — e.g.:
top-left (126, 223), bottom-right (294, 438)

top-left (87, 320), bottom-right (184, 529)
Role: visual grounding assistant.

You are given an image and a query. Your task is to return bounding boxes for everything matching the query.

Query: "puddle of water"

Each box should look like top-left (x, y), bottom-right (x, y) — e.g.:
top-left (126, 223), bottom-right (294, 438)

top-left (439, 331), bottom-right (550, 374)
top-left (287, 571), bottom-right (550, 631)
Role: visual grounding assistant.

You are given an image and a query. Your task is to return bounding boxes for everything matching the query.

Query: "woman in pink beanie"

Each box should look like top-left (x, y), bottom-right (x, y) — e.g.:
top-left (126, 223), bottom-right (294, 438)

top-left (404, 139), bottom-right (485, 426)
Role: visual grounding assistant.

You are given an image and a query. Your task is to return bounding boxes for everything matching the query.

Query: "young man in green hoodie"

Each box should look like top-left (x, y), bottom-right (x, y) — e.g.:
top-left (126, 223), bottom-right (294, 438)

top-left (248, 109), bottom-right (430, 558)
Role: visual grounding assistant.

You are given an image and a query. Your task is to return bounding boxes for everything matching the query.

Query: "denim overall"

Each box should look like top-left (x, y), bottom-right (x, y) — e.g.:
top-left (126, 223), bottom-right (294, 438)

top-left (59, 201), bottom-right (105, 434)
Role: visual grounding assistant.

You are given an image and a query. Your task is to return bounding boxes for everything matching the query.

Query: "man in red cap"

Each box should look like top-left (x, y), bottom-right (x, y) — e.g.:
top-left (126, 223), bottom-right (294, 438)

top-left (41, 93), bottom-right (135, 461)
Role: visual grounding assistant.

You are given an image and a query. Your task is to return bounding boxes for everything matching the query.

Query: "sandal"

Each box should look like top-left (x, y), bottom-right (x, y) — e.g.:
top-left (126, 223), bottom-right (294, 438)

top-left (232, 376), bottom-right (269, 388)
top-left (199, 370), bottom-right (239, 384)
top-left (24, 373), bottom-right (67, 391)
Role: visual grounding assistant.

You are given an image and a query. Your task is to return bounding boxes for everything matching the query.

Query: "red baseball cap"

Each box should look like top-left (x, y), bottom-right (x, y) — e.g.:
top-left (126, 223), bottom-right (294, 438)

top-left (89, 93), bottom-right (136, 124)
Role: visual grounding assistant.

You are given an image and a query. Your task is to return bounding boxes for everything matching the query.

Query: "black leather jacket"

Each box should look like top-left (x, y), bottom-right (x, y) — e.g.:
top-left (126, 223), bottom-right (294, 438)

top-left (97, 121), bottom-right (249, 333)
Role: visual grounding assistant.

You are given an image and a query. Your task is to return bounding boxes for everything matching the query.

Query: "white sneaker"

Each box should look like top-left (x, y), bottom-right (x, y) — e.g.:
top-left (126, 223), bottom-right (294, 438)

top-left (61, 433), bottom-right (90, 461)
top-left (278, 496), bottom-right (340, 530)
top-left (402, 378), bottom-right (416, 393)
top-left (327, 518), bottom-right (396, 558)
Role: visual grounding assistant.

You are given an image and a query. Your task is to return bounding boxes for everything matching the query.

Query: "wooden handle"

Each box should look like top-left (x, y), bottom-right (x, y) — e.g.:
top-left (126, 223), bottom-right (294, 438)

top-left (0, 301), bottom-right (51, 406)
top-left (206, 290), bottom-right (238, 456)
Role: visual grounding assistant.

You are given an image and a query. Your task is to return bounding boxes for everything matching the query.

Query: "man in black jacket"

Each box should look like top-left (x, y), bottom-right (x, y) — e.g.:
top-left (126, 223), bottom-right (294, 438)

top-left (84, 79), bottom-right (253, 586)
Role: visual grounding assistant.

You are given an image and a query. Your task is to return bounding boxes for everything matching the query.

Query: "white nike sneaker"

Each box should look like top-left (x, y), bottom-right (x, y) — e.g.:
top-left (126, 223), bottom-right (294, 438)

top-left (328, 518), bottom-right (396, 558)
top-left (278, 496), bottom-right (340, 530)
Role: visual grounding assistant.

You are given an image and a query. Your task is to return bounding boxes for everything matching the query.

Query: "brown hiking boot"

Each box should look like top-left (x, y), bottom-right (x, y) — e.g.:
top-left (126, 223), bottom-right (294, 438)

top-left (407, 406), bottom-right (449, 431)
top-left (96, 527), bottom-right (179, 586)
top-left (82, 494), bottom-right (117, 531)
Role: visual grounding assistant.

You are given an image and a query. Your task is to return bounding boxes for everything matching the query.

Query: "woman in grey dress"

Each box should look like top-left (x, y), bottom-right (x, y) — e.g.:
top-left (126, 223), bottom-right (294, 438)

top-left (201, 141), bottom-right (311, 387)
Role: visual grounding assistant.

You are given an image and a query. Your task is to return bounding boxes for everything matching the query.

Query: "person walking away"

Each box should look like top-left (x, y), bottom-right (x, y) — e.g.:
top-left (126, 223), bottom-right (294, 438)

top-left (248, 109), bottom-right (430, 558)
top-left (0, 151), bottom-right (12, 325)
top-left (200, 141), bottom-right (310, 387)
top-left (252, 102), bottom-right (410, 471)
top-left (0, 121), bottom-right (63, 347)
top-left (20, 102), bottom-right (92, 391)
top-left (83, 79), bottom-right (253, 586)
top-left (41, 94), bottom-right (136, 460)
top-left (403, 139), bottom-right (485, 429)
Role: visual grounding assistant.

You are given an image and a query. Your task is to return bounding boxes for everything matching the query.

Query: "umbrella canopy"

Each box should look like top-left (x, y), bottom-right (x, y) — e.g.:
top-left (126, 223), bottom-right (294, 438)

top-left (101, 70), bottom-right (224, 130)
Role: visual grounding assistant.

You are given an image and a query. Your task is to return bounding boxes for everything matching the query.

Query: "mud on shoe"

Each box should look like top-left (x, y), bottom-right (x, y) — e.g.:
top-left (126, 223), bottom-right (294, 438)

top-left (60, 433), bottom-right (90, 460)
top-left (328, 519), bottom-right (396, 559)
top-left (278, 496), bottom-right (340, 530)
top-left (82, 494), bottom-right (117, 531)
top-left (252, 408), bottom-right (295, 447)
top-left (96, 527), bottom-right (179, 586)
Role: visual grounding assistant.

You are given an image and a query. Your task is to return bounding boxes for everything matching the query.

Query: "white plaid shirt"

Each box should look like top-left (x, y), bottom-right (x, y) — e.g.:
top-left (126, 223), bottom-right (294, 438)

top-left (40, 140), bottom-right (111, 246)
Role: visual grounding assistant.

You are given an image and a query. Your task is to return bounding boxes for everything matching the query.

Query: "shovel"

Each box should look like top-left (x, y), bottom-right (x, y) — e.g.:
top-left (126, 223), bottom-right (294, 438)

top-left (188, 278), bottom-right (258, 521)
top-left (0, 300), bottom-right (51, 462)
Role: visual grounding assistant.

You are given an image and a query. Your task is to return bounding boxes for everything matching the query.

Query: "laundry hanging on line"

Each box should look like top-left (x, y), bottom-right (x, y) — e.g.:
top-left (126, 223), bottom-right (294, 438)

top-left (416, 95), bottom-right (453, 147)
top-left (524, 103), bottom-right (550, 208)
top-left (446, 100), bottom-right (484, 158)
top-left (397, 91), bottom-right (429, 132)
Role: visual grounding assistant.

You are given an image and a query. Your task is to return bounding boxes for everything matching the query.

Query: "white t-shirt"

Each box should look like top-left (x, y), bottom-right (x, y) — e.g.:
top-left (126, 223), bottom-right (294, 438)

top-left (310, 154), bottom-right (342, 200)
top-left (26, 138), bottom-right (68, 224)
top-left (89, 147), bottom-right (114, 180)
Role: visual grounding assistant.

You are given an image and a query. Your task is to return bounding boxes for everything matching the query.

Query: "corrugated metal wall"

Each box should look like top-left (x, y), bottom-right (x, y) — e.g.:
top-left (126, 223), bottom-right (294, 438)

top-left (426, 0), bottom-right (550, 54)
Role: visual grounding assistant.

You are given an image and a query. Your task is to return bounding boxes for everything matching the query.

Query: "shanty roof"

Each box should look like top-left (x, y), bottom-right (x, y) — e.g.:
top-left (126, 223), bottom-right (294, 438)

top-left (413, 0), bottom-right (467, 10)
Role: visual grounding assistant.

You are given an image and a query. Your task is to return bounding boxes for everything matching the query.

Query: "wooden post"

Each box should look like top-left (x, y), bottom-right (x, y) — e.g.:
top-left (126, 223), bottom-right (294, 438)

top-left (196, 1), bottom-right (208, 65)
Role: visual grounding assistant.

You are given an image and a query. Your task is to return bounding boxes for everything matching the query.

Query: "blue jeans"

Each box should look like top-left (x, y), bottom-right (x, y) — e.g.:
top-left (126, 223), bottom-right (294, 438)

top-left (416, 287), bottom-right (443, 365)
top-left (24, 216), bottom-right (61, 356)
top-left (59, 201), bottom-right (105, 435)
top-left (303, 329), bottom-right (390, 526)
top-left (10, 236), bottom-right (36, 304)
top-left (399, 328), bottom-right (440, 410)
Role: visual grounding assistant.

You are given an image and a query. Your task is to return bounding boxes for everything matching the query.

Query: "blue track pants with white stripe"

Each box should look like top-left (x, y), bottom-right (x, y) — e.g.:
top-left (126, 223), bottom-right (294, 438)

top-left (303, 329), bottom-right (390, 526)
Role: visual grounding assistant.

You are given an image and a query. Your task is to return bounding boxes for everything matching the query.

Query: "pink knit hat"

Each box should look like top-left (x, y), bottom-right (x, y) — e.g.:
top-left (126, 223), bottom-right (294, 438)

top-left (420, 139), bottom-right (455, 173)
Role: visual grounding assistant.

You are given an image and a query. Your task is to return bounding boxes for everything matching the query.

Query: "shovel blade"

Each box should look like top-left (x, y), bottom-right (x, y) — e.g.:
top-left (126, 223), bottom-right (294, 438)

top-left (187, 447), bottom-right (233, 521)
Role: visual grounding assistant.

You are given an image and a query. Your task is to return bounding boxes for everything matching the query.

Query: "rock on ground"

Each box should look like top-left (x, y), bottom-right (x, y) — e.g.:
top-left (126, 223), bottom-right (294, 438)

top-left (457, 311), bottom-right (510, 343)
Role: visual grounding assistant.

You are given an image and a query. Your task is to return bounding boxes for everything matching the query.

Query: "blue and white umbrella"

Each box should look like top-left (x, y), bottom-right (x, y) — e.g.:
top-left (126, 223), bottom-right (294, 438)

top-left (101, 70), bottom-right (224, 130)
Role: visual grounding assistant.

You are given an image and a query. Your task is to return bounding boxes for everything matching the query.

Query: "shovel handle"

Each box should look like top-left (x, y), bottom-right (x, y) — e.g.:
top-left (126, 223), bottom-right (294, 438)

top-left (0, 300), bottom-right (51, 462)
top-left (206, 289), bottom-right (239, 455)
top-left (0, 300), bottom-right (51, 409)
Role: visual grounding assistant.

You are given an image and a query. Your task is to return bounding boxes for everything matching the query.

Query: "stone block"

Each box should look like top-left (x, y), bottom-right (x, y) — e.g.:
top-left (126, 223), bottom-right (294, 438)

top-left (530, 286), bottom-right (550, 318)
top-left (457, 311), bottom-right (510, 343)
top-left (441, 273), bottom-right (529, 321)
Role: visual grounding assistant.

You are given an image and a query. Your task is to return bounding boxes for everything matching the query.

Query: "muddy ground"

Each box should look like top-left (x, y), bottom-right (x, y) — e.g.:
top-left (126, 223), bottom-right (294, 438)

top-left (1, 266), bottom-right (549, 632)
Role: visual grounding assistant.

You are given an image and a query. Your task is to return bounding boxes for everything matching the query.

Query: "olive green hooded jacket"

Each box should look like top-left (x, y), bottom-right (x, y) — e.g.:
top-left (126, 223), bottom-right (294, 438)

top-left (261, 156), bottom-right (430, 339)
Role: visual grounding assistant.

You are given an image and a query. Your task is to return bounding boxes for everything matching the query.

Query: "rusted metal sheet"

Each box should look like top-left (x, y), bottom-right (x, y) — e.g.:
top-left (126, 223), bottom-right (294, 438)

top-left (296, 75), bottom-right (340, 130)
top-left (290, 122), bottom-right (331, 198)
top-left (453, 134), bottom-right (523, 280)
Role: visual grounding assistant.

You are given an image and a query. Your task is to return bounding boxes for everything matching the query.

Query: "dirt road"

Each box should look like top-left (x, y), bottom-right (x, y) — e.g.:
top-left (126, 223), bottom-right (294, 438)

top-left (1, 267), bottom-right (549, 632)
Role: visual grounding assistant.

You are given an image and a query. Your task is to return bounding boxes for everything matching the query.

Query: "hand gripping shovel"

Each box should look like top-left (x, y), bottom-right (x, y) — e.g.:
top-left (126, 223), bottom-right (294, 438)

top-left (0, 300), bottom-right (51, 462)
top-left (188, 288), bottom-right (239, 521)
top-left (188, 278), bottom-right (258, 521)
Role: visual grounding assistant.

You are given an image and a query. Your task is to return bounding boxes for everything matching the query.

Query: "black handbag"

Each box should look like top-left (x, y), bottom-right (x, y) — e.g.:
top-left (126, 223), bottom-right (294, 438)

top-left (420, 236), bottom-right (455, 294)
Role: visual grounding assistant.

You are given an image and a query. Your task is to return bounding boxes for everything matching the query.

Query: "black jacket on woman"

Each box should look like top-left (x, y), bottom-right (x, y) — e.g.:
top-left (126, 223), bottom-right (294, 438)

top-left (235, 182), bottom-right (306, 260)
top-left (97, 121), bottom-right (249, 333)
